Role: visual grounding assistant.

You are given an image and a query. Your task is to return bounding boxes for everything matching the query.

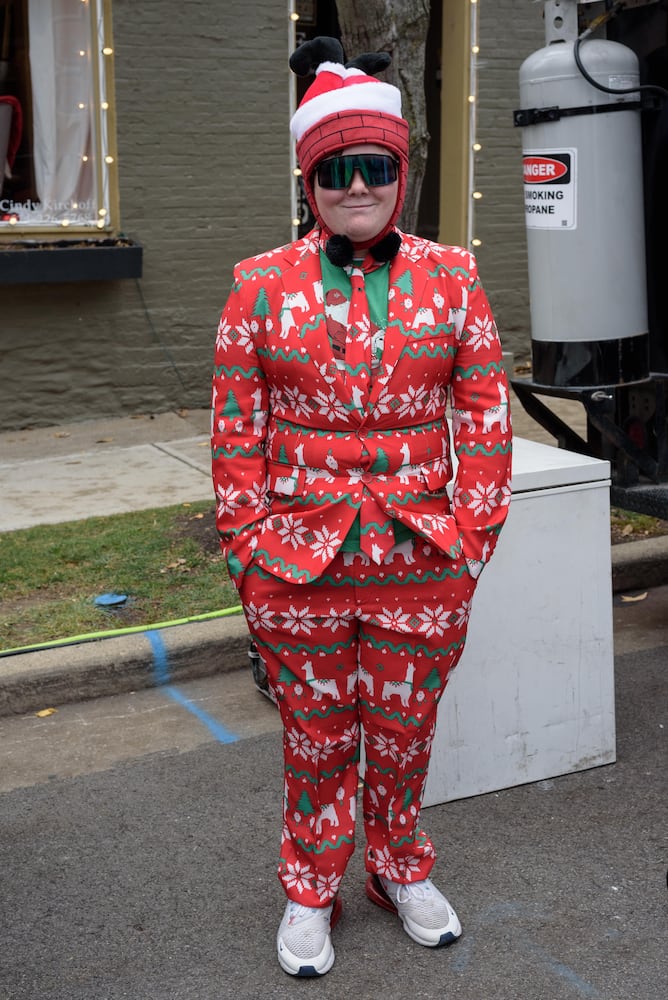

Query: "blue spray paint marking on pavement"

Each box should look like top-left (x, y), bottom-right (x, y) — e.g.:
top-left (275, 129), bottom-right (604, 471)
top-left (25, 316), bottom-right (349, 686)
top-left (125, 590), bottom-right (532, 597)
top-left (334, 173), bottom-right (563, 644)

top-left (145, 630), bottom-right (239, 744)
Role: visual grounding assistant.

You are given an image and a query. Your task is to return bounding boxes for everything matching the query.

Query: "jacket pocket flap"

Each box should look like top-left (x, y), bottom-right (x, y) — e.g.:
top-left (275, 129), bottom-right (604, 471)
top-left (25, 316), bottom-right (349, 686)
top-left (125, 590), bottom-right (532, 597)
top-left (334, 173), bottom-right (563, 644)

top-left (266, 461), bottom-right (305, 497)
top-left (419, 463), bottom-right (449, 492)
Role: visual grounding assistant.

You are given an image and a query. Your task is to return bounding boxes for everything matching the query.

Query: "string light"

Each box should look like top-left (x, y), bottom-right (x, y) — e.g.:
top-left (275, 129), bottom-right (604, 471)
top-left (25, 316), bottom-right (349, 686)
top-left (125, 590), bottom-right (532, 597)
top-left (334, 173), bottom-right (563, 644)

top-left (1, 3), bottom-right (117, 234)
top-left (290, 12), bottom-right (300, 20)
top-left (468, 0), bottom-right (480, 250)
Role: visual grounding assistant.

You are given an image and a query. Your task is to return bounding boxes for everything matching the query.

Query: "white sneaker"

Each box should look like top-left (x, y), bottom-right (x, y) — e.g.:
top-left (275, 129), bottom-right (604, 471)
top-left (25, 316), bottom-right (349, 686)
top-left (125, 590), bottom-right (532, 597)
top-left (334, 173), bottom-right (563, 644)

top-left (366, 873), bottom-right (462, 947)
top-left (276, 896), bottom-right (342, 976)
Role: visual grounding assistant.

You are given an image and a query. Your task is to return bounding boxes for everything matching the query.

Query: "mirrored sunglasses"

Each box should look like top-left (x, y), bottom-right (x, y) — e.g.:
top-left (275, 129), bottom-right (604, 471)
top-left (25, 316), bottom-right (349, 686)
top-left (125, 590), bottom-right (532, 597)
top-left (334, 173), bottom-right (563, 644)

top-left (315, 153), bottom-right (399, 190)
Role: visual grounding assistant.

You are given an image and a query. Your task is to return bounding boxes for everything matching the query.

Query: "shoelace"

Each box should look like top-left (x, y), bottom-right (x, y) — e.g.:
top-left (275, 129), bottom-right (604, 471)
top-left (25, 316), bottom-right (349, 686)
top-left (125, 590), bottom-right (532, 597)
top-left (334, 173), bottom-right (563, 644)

top-left (396, 881), bottom-right (432, 904)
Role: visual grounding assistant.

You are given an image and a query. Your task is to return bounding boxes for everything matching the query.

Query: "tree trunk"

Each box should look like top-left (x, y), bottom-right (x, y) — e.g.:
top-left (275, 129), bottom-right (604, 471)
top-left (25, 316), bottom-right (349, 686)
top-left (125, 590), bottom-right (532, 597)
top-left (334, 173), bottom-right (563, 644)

top-left (335, 0), bottom-right (431, 234)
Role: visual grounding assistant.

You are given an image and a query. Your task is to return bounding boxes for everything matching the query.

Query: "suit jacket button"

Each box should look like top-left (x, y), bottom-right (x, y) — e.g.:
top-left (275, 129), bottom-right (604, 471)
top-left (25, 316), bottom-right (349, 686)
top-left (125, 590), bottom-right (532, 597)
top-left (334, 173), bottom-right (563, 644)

top-left (361, 472), bottom-right (374, 485)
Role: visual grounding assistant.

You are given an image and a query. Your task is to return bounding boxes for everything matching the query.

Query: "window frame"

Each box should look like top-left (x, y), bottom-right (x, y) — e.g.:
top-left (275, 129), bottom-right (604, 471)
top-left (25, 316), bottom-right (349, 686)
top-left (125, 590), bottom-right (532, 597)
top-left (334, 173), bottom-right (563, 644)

top-left (0, 0), bottom-right (121, 243)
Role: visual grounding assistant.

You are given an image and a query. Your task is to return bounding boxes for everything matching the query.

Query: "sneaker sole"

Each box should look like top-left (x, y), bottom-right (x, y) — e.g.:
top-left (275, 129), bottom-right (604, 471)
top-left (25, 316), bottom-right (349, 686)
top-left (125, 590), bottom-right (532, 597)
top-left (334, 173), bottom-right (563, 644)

top-left (278, 895), bottom-right (343, 977)
top-left (365, 874), bottom-right (461, 948)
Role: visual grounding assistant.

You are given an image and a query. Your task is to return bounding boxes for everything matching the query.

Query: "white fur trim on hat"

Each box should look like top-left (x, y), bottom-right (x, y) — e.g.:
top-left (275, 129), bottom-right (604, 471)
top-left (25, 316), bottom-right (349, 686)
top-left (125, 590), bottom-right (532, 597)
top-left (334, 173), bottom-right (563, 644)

top-left (290, 66), bottom-right (402, 142)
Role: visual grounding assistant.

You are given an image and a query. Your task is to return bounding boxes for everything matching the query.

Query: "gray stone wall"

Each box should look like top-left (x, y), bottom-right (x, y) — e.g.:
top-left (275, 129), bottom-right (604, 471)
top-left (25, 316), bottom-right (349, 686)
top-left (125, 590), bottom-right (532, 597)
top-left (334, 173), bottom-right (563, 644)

top-left (474, 0), bottom-right (545, 363)
top-left (0, 0), bottom-right (292, 430)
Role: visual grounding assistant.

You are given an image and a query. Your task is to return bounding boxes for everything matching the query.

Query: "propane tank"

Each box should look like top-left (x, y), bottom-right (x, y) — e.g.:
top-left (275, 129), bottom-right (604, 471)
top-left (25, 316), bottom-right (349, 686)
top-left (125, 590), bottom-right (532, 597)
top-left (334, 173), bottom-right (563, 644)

top-left (517, 36), bottom-right (649, 387)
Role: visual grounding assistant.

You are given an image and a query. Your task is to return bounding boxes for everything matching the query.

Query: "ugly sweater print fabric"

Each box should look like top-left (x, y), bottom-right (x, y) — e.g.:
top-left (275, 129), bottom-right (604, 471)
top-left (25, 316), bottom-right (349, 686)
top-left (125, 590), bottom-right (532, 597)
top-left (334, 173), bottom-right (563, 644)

top-left (211, 228), bottom-right (512, 586)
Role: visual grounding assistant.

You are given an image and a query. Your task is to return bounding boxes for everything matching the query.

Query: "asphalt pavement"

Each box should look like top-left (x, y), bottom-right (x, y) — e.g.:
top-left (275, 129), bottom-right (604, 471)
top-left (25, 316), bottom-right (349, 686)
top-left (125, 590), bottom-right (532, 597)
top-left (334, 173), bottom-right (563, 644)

top-left (1, 397), bottom-right (667, 998)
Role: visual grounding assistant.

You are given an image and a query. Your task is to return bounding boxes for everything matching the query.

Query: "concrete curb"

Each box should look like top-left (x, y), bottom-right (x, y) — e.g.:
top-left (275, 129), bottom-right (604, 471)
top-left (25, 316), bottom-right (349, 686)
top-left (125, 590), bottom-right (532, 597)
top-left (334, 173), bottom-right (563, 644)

top-left (0, 615), bottom-right (251, 718)
top-left (1, 539), bottom-right (667, 718)
top-left (610, 535), bottom-right (668, 593)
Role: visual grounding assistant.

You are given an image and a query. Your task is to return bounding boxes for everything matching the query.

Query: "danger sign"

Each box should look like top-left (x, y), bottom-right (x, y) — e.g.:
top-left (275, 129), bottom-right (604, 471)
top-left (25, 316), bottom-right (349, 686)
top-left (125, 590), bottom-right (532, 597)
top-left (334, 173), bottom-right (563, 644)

top-left (523, 149), bottom-right (576, 230)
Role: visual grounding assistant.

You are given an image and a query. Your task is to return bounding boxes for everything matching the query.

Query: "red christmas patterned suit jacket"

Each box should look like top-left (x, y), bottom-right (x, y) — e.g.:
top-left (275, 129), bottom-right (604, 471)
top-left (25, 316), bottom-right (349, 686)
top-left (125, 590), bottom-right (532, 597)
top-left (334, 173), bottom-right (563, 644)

top-left (211, 229), bottom-right (512, 586)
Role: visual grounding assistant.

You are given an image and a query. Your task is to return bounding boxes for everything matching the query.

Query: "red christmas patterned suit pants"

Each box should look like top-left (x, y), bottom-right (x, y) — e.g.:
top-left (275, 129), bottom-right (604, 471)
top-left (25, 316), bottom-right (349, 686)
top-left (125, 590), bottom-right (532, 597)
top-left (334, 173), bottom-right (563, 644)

top-left (239, 536), bottom-right (477, 907)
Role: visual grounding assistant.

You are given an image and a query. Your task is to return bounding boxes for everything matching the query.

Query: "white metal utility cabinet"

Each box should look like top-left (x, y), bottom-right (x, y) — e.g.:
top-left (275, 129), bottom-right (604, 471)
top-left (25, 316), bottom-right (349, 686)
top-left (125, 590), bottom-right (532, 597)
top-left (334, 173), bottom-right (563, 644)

top-left (423, 436), bottom-right (615, 807)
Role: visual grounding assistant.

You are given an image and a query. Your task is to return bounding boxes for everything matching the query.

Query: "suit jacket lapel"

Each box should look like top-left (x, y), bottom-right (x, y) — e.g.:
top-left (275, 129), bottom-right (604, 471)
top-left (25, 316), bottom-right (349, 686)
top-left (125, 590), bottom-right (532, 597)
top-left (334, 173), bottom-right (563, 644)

top-left (369, 246), bottom-right (431, 406)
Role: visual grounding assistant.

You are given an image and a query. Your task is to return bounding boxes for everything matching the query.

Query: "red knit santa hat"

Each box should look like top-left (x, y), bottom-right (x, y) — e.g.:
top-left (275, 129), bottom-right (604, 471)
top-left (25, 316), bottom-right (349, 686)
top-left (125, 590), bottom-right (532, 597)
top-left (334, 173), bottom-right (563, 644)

top-left (289, 37), bottom-right (409, 242)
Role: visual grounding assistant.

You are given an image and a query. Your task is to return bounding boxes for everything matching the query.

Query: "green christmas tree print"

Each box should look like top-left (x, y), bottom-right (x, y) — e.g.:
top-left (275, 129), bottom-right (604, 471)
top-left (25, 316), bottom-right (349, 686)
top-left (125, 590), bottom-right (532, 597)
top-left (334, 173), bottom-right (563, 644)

top-left (253, 287), bottom-right (270, 319)
top-left (296, 790), bottom-right (316, 817)
top-left (395, 270), bottom-right (413, 296)
top-left (278, 664), bottom-right (301, 686)
top-left (223, 389), bottom-right (242, 418)
top-left (422, 668), bottom-right (441, 692)
top-left (370, 447), bottom-right (390, 474)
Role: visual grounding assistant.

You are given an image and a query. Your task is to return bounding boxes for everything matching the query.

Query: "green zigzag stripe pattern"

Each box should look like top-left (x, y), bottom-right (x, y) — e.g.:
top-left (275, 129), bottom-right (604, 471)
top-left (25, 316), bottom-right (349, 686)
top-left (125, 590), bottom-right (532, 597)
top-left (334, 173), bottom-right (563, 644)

top-left (283, 493), bottom-right (352, 507)
top-left (427, 263), bottom-right (482, 288)
top-left (212, 444), bottom-right (264, 459)
top-left (295, 835), bottom-right (355, 855)
top-left (256, 347), bottom-right (312, 363)
top-left (389, 834), bottom-right (421, 848)
top-left (400, 344), bottom-right (456, 359)
top-left (272, 418), bottom-right (447, 437)
top-left (246, 552), bottom-right (319, 582)
top-left (295, 318), bottom-right (326, 337)
top-left (360, 634), bottom-right (466, 659)
top-left (238, 265), bottom-right (283, 279)
top-left (360, 519), bottom-right (395, 535)
top-left (293, 705), bottom-right (355, 721)
top-left (213, 364), bottom-right (264, 378)
top-left (365, 759), bottom-right (428, 781)
top-left (453, 360), bottom-right (505, 378)
top-left (307, 565), bottom-right (468, 588)
top-left (255, 636), bottom-right (355, 656)
top-left (359, 701), bottom-right (427, 725)
top-left (390, 319), bottom-right (454, 338)
top-left (286, 764), bottom-right (350, 784)
top-left (455, 442), bottom-right (512, 456)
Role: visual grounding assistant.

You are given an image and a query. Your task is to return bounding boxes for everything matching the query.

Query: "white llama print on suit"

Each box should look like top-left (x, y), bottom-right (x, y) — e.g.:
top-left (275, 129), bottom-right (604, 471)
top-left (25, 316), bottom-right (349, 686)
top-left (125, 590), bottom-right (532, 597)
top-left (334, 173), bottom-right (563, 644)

top-left (382, 661), bottom-right (416, 708)
top-left (303, 660), bottom-right (340, 700)
top-left (452, 409), bottom-right (476, 434)
top-left (279, 290), bottom-right (309, 338)
top-left (314, 802), bottom-right (339, 834)
top-left (482, 382), bottom-right (509, 434)
top-left (360, 665), bottom-right (374, 697)
top-left (251, 386), bottom-right (266, 437)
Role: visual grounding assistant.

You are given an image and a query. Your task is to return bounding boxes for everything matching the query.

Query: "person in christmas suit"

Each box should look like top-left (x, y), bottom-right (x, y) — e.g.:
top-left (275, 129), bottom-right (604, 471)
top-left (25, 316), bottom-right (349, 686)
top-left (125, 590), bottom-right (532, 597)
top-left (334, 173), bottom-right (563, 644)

top-left (211, 36), bottom-right (512, 978)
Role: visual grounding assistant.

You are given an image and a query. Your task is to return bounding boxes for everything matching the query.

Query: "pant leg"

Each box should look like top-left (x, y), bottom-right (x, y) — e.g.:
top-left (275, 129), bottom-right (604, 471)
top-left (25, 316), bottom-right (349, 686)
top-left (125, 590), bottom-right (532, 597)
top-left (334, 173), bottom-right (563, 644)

top-left (239, 562), bottom-right (361, 907)
top-left (353, 537), bottom-right (478, 882)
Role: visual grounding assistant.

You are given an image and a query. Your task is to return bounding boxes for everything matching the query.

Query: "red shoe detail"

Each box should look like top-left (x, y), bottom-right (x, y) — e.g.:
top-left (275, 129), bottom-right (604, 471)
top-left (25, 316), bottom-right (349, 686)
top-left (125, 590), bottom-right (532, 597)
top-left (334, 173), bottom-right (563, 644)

top-left (365, 874), bottom-right (398, 915)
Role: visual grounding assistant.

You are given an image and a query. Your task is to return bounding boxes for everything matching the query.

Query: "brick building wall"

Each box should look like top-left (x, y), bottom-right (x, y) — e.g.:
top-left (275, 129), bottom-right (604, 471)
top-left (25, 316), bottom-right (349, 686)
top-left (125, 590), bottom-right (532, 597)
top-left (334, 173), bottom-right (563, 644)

top-left (0, 0), bottom-right (292, 430)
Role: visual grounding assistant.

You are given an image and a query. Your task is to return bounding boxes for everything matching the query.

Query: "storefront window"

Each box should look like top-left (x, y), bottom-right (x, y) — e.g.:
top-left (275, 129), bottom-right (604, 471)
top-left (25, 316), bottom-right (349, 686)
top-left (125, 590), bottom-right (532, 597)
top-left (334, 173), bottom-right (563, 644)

top-left (0, 0), bottom-right (117, 234)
